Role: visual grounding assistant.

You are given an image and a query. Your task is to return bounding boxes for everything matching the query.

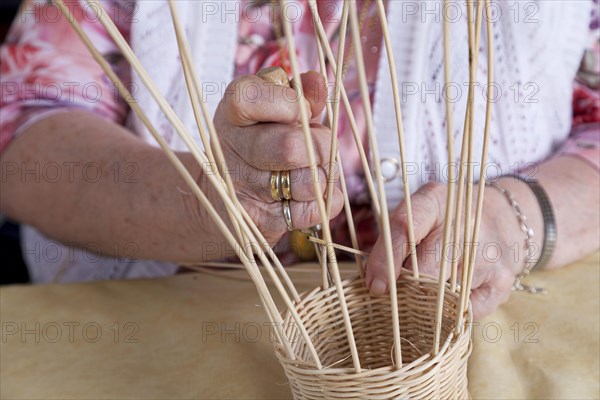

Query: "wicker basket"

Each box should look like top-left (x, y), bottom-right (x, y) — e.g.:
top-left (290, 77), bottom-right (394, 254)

top-left (274, 275), bottom-right (472, 399)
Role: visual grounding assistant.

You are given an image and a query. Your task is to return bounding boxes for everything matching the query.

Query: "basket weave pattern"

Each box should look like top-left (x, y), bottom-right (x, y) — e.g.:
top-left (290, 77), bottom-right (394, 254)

top-left (275, 276), bottom-right (472, 399)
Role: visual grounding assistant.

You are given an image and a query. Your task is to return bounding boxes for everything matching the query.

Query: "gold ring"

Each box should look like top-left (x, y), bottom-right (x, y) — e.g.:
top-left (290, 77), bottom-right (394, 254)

top-left (280, 170), bottom-right (292, 200)
top-left (270, 171), bottom-right (282, 201)
top-left (282, 199), bottom-right (293, 231)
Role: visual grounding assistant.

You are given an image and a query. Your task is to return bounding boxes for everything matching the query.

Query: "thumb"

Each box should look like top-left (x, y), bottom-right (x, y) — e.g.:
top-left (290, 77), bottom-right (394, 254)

top-left (294, 70), bottom-right (327, 120)
top-left (254, 67), bottom-right (325, 123)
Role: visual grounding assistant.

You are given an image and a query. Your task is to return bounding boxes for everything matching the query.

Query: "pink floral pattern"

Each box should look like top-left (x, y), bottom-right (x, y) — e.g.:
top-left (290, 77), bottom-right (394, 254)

top-left (0, 0), bottom-right (130, 152)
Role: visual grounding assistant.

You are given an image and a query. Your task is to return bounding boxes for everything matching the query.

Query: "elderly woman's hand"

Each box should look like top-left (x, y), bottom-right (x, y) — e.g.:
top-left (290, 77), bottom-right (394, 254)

top-left (364, 181), bottom-right (529, 320)
top-left (212, 71), bottom-right (344, 245)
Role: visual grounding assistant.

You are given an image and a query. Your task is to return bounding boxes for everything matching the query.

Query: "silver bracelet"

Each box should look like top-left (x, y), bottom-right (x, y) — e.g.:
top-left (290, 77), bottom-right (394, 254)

top-left (512, 176), bottom-right (557, 272)
top-left (486, 180), bottom-right (548, 295)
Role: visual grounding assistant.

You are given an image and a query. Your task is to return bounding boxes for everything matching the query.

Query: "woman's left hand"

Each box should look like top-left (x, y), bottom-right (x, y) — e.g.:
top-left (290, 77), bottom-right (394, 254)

top-left (364, 181), bottom-right (526, 320)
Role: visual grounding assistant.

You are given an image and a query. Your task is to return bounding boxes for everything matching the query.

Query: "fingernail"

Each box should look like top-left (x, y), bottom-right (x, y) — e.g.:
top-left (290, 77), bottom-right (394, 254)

top-left (370, 278), bottom-right (387, 296)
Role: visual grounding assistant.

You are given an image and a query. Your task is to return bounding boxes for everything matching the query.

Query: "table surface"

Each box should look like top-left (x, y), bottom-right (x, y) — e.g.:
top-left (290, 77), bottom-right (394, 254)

top-left (1, 253), bottom-right (599, 399)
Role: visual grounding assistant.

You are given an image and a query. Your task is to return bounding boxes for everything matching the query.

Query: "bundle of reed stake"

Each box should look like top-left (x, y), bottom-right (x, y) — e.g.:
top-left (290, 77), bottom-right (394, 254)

top-left (54, 0), bottom-right (494, 397)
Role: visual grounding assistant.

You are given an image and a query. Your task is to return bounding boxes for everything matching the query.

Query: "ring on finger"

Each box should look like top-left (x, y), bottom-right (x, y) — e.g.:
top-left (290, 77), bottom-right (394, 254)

top-left (270, 171), bottom-right (282, 201)
top-left (280, 170), bottom-right (292, 200)
top-left (282, 199), bottom-right (294, 231)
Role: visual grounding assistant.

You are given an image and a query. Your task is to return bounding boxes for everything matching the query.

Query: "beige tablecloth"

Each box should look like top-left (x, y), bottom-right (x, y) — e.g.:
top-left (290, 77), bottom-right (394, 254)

top-left (1, 253), bottom-right (598, 399)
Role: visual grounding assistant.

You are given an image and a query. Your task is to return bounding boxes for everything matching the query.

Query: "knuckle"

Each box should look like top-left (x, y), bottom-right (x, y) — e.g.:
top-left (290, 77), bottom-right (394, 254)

top-left (420, 181), bottom-right (445, 200)
top-left (296, 201), bottom-right (319, 229)
top-left (281, 135), bottom-right (302, 166)
top-left (394, 209), bottom-right (410, 226)
top-left (300, 168), bottom-right (324, 198)
top-left (420, 182), bottom-right (446, 212)
top-left (223, 76), bottom-right (261, 123)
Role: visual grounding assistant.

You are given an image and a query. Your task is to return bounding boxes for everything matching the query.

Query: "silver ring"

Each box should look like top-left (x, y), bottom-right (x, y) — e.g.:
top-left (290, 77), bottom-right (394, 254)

top-left (282, 199), bottom-right (293, 231)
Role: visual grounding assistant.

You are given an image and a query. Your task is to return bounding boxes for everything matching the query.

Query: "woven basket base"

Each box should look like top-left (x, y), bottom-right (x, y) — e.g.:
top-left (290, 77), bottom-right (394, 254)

top-left (275, 275), bottom-right (472, 399)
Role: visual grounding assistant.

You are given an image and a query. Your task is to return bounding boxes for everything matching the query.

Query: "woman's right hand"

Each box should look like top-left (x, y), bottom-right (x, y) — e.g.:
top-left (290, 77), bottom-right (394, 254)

top-left (211, 70), bottom-right (344, 245)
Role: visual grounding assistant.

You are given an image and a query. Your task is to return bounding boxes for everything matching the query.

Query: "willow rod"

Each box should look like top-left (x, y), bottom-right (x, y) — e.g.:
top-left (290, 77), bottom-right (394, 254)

top-left (449, 109), bottom-right (472, 293)
top-left (307, 236), bottom-right (369, 257)
top-left (375, 0), bottom-right (419, 279)
top-left (322, 1), bottom-right (348, 221)
top-left (459, 0), bottom-right (482, 313)
top-left (316, 2), bottom-right (364, 276)
top-left (462, 0), bottom-right (495, 319)
top-left (182, 260), bottom-right (354, 274)
top-left (449, 0), bottom-right (484, 296)
top-left (457, 0), bottom-right (485, 327)
top-left (280, 0), bottom-right (362, 373)
top-left (348, 0), bottom-right (403, 369)
top-left (310, 32), bottom-right (332, 288)
top-left (433, 0), bottom-right (458, 354)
